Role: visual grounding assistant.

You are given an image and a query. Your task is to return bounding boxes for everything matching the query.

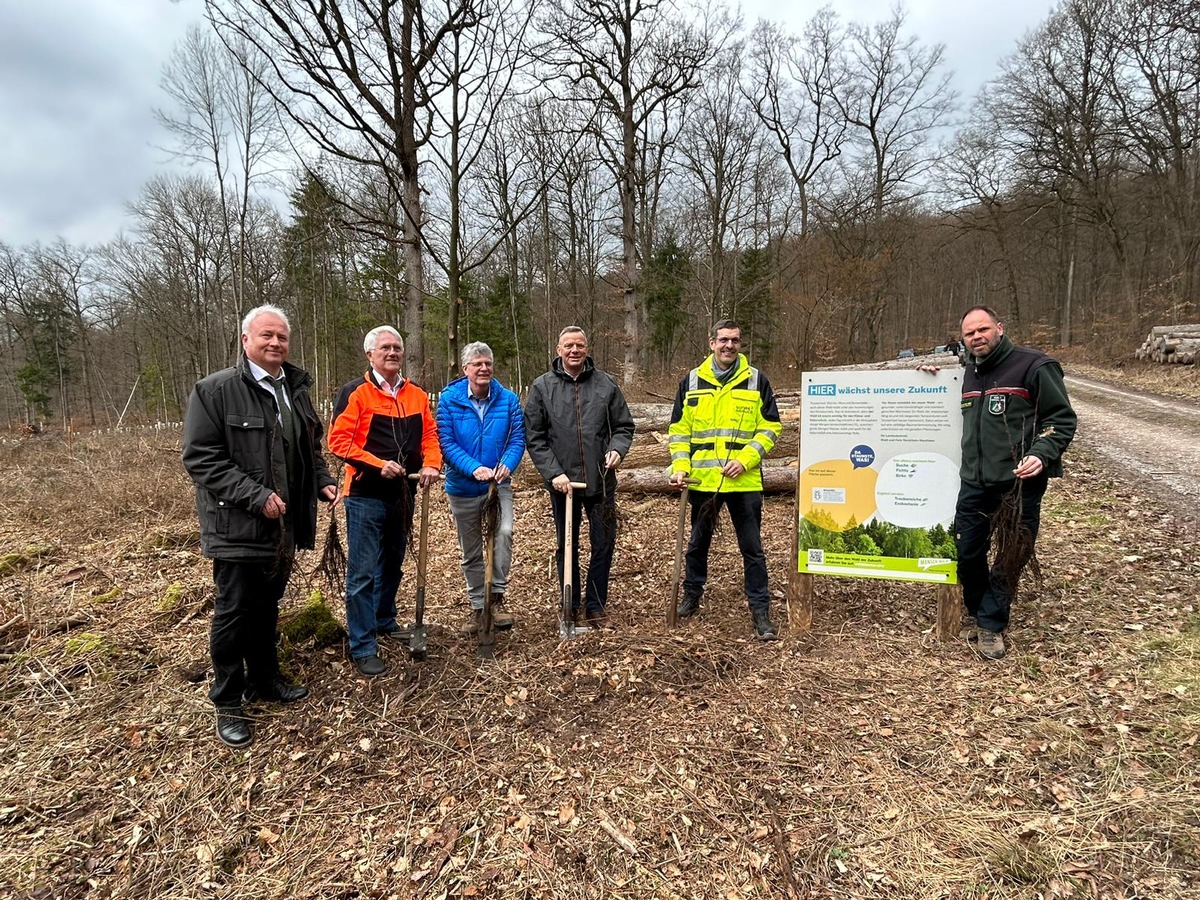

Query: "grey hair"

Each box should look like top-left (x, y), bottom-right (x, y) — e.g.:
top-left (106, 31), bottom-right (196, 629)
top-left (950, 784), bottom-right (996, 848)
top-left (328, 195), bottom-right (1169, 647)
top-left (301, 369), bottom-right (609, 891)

top-left (241, 304), bottom-right (290, 335)
top-left (363, 326), bottom-right (404, 352)
top-left (460, 341), bottom-right (494, 368)
top-left (557, 325), bottom-right (587, 343)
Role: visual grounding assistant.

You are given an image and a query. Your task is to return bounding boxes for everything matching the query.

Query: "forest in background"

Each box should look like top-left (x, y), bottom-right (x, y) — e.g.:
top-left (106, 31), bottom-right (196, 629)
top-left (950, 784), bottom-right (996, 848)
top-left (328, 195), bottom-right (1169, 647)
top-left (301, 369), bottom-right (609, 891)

top-left (0, 0), bottom-right (1197, 428)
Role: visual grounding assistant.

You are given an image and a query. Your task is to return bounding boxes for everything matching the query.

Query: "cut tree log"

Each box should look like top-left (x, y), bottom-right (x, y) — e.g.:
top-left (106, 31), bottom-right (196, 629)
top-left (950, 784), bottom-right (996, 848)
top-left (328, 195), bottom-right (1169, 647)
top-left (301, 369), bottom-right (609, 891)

top-left (612, 464), bottom-right (797, 494)
top-left (618, 428), bottom-right (799, 469)
top-left (517, 463), bottom-right (797, 493)
top-left (1148, 324), bottom-right (1200, 336)
top-left (823, 351), bottom-right (961, 372)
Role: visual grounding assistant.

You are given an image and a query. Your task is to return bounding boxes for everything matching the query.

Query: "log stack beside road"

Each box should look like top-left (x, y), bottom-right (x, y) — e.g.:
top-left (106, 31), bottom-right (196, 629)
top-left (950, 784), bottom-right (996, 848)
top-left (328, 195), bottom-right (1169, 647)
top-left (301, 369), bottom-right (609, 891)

top-left (1135, 325), bottom-right (1200, 365)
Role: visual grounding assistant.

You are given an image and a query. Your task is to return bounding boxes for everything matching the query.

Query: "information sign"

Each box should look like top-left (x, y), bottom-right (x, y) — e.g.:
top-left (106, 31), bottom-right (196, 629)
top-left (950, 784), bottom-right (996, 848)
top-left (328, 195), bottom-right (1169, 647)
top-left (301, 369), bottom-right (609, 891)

top-left (798, 368), bottom-right (962, 583)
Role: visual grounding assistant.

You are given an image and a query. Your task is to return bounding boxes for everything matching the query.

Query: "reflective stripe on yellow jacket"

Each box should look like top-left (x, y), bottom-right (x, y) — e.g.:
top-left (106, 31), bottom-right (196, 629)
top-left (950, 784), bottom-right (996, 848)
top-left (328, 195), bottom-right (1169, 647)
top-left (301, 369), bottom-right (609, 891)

top-left (668, 354), bottom-right (782, 492)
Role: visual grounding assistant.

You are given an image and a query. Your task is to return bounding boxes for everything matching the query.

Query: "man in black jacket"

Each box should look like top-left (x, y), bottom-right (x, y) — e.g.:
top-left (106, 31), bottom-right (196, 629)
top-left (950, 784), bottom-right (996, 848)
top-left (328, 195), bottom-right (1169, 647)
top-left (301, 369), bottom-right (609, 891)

top-left (524, 326), bottom-right (635, 628)
top-left (955, 306), bottom-right (1076, 660)
top-left (183, 304), bottom-right (337, 748)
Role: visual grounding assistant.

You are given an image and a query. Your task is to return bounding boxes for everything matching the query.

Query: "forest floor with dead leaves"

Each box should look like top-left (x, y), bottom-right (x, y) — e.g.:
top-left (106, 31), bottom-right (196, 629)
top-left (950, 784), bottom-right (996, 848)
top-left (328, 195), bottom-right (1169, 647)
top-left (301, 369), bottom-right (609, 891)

top-left (1, 360), bottom-right (1198, 900)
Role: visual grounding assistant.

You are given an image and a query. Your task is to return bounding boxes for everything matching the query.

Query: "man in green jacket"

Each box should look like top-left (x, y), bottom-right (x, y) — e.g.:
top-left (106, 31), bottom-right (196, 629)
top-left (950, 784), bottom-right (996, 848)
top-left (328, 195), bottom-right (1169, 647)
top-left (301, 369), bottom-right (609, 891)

top-left (955, 306), bottom-right (1076, 659)
top-left (669, 319), bottom-right (783, 640)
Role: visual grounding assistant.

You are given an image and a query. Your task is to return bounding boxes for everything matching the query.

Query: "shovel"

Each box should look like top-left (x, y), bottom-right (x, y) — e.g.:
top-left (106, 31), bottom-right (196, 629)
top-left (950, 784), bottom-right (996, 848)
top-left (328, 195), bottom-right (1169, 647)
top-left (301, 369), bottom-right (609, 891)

top-left (559, 481), bottom-right (589, 639)
top-left (407, 473), bottom-right (440, 662)
top-left (668, 477), bottom-right (701, 628)
top-left (478, 483), bottom-right (498, 660)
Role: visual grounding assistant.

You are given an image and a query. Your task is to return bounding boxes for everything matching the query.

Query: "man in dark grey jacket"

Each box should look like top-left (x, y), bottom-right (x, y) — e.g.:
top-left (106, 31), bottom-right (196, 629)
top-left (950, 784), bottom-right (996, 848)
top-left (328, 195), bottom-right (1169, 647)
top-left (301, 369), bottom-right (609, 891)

top-left (183, 304), bottom-right (337, 748)
top-left (524, 326), bottom-right (634, 627)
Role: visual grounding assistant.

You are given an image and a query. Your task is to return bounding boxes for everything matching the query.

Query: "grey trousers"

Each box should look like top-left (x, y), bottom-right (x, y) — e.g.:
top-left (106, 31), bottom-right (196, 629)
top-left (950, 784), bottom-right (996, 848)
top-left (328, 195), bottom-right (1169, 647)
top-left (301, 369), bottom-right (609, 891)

top-left (447, 483), bottom-right (514, 609)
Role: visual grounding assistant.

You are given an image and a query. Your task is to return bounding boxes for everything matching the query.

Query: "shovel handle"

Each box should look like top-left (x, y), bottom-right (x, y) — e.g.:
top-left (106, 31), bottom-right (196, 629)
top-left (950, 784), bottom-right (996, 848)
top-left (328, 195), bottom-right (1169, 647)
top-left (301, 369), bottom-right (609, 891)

top-left (413, 482), bottom-right (430, 618)
top-left (479, 483), bottom-right (498, 655)
top-left (407, 472), bottom-right (445, 480)
top-left (559, 484), bottom-right (586, 634)
top-left (668, 485), bottom-right (690, 627)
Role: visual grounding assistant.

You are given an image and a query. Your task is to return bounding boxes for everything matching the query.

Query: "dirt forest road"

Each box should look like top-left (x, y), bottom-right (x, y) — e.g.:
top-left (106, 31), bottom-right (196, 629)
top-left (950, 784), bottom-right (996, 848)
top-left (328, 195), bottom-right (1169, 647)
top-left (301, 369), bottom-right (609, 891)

top-left (1065, 375), bottom-right (1200, 520)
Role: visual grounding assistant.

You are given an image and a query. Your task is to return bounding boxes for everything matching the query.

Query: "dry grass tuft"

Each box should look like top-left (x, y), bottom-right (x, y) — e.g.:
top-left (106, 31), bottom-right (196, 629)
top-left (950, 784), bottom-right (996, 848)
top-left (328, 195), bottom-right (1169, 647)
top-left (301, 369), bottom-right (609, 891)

top-left (1, 405), bottom-right (1197, 898)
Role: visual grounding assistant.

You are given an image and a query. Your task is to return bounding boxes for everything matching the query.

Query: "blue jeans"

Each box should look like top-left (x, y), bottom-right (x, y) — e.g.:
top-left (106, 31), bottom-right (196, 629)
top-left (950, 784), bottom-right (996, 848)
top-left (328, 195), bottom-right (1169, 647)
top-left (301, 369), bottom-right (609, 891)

top-left (954, 477), bottom-right (1047, 633)
top-left (343, 492), bottom-right (413, 659)
top-left (684, 490), bottom-right (770, 614)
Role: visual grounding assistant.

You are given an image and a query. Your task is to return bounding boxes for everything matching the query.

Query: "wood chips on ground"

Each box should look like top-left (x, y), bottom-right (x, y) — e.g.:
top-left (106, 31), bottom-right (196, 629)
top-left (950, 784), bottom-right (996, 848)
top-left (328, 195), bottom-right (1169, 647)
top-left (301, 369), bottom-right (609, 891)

top-left (1, 362), bottom-right (1197, 899)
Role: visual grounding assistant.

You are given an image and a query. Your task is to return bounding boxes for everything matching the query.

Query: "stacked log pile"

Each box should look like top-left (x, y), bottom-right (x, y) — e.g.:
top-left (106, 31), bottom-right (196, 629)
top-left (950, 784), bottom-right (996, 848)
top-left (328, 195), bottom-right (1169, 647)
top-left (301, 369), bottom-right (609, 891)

top-left (517, 403), bottom-right (801, 495)
top-left (1135, 325), bottom-right (1200, 364)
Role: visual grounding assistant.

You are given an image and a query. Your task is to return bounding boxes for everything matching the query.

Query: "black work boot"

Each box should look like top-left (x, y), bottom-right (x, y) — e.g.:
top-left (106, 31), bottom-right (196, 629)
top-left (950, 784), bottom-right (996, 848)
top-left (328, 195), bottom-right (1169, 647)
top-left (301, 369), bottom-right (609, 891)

top-left (677, 595), bottom-right (701, 618)
top-left (752, 610), bottom-right (777, 641)
top-left (215, 707), bottom-right (252, 748)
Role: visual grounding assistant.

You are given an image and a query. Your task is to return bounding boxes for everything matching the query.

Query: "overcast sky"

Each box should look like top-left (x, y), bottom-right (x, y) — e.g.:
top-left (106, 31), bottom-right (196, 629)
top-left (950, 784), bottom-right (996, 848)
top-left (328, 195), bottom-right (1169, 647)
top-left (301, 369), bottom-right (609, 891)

top-left (0, 0), bottom-right (1058, 250)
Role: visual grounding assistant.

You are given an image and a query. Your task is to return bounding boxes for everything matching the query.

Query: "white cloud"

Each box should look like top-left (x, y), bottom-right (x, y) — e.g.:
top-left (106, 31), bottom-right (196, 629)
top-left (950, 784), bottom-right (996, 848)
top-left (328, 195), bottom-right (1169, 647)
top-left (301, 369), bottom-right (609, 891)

top-left (0, 0), bottom-right (1059, 248)
top-left (0, 0), bottom-right (198, 246)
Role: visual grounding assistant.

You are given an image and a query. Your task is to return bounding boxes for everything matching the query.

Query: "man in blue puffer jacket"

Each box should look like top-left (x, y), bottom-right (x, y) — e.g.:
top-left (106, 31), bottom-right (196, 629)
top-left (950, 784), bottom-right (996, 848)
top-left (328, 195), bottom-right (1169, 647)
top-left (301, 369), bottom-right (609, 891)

top-left (437, 341), bottom-right (527, 631)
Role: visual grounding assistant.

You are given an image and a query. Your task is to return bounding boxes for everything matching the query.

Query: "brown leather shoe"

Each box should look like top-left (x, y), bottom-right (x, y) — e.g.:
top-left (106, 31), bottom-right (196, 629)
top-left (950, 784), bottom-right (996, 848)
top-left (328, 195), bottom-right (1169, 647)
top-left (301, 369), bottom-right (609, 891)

top-left (461, 609), bottom-right (482, 636)
top-left (490, 594), bottom-right (515, 630)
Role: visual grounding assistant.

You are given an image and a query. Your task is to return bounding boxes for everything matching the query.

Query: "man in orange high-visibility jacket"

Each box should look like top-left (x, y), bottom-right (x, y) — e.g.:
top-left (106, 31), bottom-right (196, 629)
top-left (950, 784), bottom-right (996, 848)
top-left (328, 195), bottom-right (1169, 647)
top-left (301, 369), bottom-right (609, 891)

top-left (328, 326), bottom-right (441, 678)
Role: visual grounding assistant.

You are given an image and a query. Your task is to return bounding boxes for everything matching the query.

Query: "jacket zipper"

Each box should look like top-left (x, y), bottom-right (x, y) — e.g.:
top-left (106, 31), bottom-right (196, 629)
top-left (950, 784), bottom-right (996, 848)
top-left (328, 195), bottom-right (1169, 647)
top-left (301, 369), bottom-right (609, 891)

top-left (971, 364), bottom-right (984, 483)
top-left (573, 381), bottom-right (585, 485)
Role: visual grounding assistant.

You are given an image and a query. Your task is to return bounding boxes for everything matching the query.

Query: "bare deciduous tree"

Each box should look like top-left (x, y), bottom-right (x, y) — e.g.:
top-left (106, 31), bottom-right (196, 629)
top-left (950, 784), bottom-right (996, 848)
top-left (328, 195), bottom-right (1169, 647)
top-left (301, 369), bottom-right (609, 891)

top-left (206, 0), bottom-right (484, 380)
top-left (539, 0), bottom-right (717, 383)
top-left (838, 8), bottom-right (955, 220)
top-left (678, 43), bottom-right (760, 323)
top-left (988, 0), bottom-right (1134, 328)
top-left (156, 24), bottom-right (287, 313)
top-left (423, 0), bottom-right (541, 382)
top-left (744, 11), bottom-right (849, 237)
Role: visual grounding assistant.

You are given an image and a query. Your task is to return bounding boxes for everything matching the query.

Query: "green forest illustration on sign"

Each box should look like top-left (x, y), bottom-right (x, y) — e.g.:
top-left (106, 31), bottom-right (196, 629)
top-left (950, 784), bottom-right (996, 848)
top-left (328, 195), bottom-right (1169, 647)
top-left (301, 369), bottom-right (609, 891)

top-left (799, 508), bottom-right (957, 562)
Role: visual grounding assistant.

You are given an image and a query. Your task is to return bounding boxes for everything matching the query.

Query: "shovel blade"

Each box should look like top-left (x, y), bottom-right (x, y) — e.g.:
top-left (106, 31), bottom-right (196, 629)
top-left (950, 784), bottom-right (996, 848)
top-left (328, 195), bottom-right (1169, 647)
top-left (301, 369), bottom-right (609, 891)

top-left (408, 624), bottom-right (428, 662)
top-left (559, 587), bottom-right (575, 639)
top-left (558, 619), bottom-right (592, 640)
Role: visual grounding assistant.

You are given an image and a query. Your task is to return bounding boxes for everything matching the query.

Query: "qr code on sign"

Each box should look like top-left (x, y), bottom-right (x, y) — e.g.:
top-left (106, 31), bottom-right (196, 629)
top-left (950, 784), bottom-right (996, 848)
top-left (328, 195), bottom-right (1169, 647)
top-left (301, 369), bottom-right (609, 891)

top-left (807, 549), bottom-right (824, 564)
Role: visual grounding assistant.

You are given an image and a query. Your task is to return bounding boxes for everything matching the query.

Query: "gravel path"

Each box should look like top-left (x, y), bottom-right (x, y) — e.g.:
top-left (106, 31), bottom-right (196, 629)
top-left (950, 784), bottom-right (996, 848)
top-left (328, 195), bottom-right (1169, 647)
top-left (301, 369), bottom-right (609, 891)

top-left (1065, 375), bottom-right (1200, 518)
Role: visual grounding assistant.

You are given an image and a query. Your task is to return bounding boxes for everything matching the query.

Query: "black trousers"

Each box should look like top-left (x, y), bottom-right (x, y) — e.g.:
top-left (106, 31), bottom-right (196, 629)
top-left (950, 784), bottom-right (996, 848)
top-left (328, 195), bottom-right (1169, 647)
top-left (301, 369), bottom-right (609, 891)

top-left (954, 477), bottom-right (1047, 633)
top-left (684, 490), bottom-right (770, 614)
top-left (209, 555), bottom-right (293, 708)
top-left (550, 490), bottom-right (617, 615)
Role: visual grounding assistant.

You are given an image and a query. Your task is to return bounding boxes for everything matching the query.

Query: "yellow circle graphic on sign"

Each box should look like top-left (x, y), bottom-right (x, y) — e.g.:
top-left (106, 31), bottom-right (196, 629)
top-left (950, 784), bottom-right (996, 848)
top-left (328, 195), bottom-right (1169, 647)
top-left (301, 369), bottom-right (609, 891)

top-left (800, 459), bottom-right (878, 532)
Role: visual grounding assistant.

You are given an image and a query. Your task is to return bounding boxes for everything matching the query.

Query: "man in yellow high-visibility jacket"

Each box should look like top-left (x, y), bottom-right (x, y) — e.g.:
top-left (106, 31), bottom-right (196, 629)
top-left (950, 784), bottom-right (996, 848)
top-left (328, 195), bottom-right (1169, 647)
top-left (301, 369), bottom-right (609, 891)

top-left (668, 319), bottom-right (783, 640)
